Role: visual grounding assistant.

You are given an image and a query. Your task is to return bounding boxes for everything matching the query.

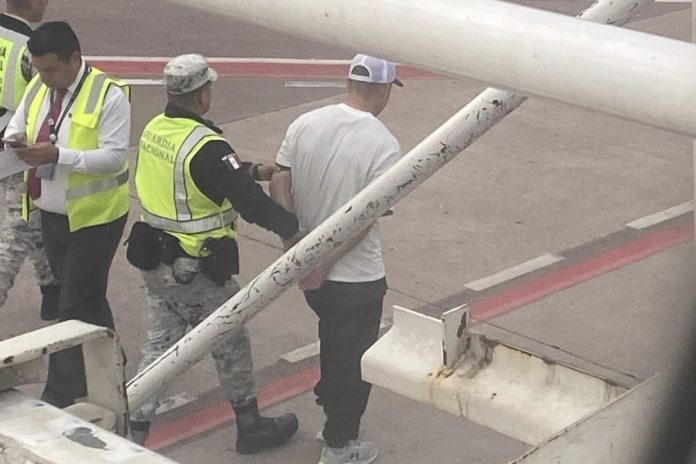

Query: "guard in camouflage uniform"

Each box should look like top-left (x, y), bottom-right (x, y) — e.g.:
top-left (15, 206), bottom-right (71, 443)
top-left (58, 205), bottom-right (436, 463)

top-left (127, 54), bottom-right (302, 454)
top-left (0, 0), bottom-right (58, 319)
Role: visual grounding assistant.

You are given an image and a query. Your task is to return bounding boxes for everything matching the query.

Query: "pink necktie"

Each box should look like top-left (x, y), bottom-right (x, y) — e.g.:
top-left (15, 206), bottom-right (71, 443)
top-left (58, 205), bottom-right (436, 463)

top-left (27, 89), bottom-right (67, 200)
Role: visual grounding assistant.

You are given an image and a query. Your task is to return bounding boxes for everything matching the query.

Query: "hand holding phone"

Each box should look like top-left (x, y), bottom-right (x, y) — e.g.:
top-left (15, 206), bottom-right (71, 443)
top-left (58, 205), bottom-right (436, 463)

top-left (1, 136), bottom-right (27, 148)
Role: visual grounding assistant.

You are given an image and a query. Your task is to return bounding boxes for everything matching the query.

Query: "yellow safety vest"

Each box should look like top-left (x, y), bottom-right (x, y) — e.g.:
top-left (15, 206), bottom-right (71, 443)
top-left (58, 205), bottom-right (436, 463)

top-left (0, 27), bottom-right (30, 112)
top-left (135, 114), bottom-right (238, 257)
top-left (22, 67), bottom-right (131, 232)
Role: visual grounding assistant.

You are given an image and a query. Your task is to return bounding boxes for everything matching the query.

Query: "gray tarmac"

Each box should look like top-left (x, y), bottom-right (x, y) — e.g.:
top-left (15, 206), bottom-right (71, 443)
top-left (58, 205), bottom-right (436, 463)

top-left (0, 1), bottom-right (693, 463)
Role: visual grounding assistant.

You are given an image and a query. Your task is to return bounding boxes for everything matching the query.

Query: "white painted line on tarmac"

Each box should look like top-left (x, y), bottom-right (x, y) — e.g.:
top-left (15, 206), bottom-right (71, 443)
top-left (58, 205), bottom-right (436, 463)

top-left (281, 341), bottom-right (320, 363)
top-left (123, 78), bottom-right (164, 86)
top-left (285, 81), bottom-right (346, 88)
top-left (86, 56), bottom-right (351, 64)
top-left (280, 321), bottom-right (391, 364)
top-left (154, 392), bottom-right (198, 416)
top-left (465, 254), bottom-right (564, 292)
top-left (626, 201), bottom-right (694, 230)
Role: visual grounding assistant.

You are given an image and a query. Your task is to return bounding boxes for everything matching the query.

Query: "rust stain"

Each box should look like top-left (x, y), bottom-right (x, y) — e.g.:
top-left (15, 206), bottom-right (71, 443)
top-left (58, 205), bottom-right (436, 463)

top-left (426, 365), bottom-right (450, 405)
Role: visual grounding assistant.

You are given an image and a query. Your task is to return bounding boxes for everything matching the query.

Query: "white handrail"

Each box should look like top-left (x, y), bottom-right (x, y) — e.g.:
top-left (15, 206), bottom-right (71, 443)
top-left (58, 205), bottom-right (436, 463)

top-left (127, 0), bottom-right (652, 410)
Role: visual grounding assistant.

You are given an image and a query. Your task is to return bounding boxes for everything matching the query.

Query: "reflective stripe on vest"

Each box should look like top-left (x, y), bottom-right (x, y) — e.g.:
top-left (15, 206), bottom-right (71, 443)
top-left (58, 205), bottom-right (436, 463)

top-left (22, 76), bottom-right (41, 122)
top-left (66, 169), bottom-right (129, 201)
top-left (84, 73), bottom-right (107, 114)
top-left (174, 125), bottom-right (211, 221)
top-left (0, 28), bottom-right (28, 112)
top-left (142, 208), bottom-right (238, 234)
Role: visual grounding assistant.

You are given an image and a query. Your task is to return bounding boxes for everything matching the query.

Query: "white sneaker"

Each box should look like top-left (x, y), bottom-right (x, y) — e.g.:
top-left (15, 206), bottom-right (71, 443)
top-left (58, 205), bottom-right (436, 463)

top-left (318, 440), bottom-right (378, 464)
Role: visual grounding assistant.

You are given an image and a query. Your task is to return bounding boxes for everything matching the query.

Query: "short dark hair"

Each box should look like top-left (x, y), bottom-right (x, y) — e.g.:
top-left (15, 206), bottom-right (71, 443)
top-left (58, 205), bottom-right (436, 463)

top-left (167, 82), bottom-right (209, 109)
top-left (28, 21), bottom-right (81, 62)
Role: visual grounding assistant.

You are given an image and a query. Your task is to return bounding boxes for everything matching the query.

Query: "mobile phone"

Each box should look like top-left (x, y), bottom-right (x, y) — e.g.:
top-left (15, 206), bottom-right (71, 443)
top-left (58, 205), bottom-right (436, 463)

top-left (1, 137), bottom-right (26, 148)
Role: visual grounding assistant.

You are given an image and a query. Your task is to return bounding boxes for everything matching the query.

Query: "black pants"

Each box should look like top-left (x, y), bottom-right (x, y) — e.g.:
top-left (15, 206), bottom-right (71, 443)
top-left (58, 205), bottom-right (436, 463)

top-left (40, 211), bottom-right (127, 407)
top-left (304, 278), bottom-right (387, 448)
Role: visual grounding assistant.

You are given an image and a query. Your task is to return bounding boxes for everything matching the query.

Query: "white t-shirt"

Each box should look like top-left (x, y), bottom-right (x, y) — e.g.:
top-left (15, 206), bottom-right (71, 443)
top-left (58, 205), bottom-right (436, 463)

top-left (276, 103), bottom-right (401, 282)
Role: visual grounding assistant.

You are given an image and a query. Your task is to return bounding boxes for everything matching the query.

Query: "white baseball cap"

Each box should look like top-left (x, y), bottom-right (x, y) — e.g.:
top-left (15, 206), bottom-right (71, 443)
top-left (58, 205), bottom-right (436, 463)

top-left (348, 53), bottom-right (403, 87)
top-left (164, 54), bottom-right (218, 95)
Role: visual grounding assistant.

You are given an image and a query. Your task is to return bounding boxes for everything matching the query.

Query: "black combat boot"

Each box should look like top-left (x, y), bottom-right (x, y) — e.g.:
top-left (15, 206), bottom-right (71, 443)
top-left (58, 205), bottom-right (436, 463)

top-left (40, 284), bottom-right (60, 321)
top-left (234, 399), bottom-right (299, 455)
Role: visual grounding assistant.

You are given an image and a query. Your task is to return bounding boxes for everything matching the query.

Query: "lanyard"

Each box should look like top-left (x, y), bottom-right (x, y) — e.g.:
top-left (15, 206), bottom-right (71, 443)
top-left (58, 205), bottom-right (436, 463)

top-left (47, 65), bottom-right (91, 144)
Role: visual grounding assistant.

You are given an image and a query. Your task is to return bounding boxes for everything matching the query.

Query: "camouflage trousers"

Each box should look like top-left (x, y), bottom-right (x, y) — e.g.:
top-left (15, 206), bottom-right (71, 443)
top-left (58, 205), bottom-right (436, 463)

top-left (0, 173), bottom-right (57, 307)
top-left (133, 256), bottom-right (257, 421)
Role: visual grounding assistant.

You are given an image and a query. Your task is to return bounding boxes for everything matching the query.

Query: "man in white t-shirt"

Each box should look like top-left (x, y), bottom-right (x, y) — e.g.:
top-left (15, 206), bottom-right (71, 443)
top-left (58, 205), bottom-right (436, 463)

top-left (270, 53), bottom-right (401, 464)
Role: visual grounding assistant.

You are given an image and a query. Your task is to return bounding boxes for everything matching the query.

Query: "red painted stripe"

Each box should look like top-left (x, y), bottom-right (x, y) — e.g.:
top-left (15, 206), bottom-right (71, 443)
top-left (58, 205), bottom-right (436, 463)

top-left (146, 365), bottom-right (320, 450)
top-left (87, 59), bottom-right (442, 80)
top-left (472, 222), bottom-right (693, 321)
top-left (145, 220), bottom-right (693, 450)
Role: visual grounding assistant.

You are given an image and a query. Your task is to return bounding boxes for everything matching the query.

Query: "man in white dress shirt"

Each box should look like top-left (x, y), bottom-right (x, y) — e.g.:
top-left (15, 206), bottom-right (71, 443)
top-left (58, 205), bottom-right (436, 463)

top-left (5, 20), bottom-right (130, 408)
